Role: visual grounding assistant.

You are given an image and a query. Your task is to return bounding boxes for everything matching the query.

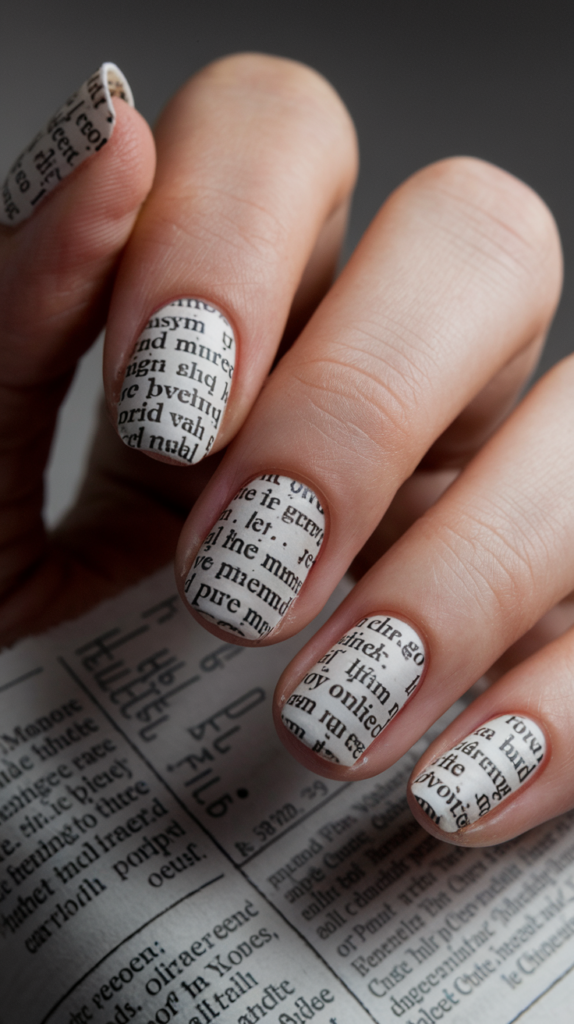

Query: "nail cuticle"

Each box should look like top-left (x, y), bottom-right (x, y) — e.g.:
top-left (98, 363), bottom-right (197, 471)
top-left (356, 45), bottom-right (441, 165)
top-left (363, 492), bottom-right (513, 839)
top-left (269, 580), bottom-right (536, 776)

top-left (116, 298), bottom-right (235, 465)
top-left (281, 613), bottom-right (427, 767)
top-left (0, 63), bottom-right (133, 226)
top-left (184, 473), bottom-right (326, 641)
top-left (410, 713), bottom-right (547, 834)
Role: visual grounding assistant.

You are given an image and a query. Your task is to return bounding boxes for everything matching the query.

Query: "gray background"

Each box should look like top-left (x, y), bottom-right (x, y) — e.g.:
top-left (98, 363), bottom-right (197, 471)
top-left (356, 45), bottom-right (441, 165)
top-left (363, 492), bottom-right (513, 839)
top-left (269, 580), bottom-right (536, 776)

top-left (1, 1), bottom-right (572, 524)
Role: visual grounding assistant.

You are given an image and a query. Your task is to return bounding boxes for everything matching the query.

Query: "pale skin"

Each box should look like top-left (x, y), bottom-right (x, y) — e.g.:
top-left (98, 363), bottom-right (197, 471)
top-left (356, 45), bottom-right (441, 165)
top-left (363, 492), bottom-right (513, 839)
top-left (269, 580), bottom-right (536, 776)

top-left (1, 53), bottom-right (572, 848)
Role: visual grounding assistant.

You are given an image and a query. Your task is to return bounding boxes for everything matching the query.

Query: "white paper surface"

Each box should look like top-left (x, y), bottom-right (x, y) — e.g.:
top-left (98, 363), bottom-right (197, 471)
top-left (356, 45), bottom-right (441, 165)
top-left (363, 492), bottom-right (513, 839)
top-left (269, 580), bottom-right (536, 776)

top-left (1, 567), bottom-right (574, 1023)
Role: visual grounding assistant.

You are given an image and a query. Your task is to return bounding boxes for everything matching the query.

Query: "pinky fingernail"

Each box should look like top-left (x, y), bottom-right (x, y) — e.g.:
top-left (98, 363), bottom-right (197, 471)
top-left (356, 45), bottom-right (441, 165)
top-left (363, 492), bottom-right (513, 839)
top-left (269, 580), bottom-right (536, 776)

top-left (281, 615), bottom-right (426, 765)
top-left (0, 62), bottom-right (134, 226)
top-left (410, 714), bottom-right (546, 833)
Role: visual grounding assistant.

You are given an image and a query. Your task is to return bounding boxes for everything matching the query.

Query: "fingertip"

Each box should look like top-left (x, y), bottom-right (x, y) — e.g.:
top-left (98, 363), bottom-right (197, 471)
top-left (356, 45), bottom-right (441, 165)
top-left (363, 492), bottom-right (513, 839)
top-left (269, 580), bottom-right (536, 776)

top-left (103, 99), bottom-right (156, 218)
top-left (45, 100), bottom-right (155, 253)
top-left (1, 99), bottom-right (155, 269)
top-left (0, 63), bottom-right (154, 231)
top-left (0, 81), bottom-right (157, 382)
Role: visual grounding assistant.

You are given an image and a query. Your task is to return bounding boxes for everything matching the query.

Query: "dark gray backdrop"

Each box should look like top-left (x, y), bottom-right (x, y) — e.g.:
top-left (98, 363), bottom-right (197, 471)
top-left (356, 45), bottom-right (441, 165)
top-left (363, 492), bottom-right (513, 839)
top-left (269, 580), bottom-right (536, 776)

top-left (1, 1), bottom-right (572, 519)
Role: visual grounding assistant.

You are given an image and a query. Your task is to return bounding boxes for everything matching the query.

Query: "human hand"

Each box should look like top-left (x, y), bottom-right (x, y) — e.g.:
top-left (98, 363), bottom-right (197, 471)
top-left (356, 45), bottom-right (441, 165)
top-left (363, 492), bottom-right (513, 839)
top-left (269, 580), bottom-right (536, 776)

top-left (1, 54), bottom-right (568, 848)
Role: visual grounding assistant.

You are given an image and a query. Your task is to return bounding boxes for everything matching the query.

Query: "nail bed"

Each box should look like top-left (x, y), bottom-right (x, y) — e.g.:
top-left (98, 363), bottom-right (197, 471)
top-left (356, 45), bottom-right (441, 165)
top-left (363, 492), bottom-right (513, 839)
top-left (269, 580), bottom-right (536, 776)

top-left (281, 615), bottom-right (426, 765)
top-left (185, 474), bottom-right (324, 639)
top-left (410, 714), bottom-right (546, 833)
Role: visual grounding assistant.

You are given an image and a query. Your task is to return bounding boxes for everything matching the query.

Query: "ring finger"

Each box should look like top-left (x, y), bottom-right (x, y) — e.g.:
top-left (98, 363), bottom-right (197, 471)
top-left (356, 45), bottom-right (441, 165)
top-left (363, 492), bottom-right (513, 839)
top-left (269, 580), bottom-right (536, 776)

top-left (273, 352), bottom-right (574, 800)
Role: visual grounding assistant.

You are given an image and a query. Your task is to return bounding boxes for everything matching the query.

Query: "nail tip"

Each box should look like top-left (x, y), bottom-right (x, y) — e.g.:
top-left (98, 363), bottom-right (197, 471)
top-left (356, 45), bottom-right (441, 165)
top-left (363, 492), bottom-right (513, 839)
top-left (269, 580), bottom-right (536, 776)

top-left (194, 608), bottom-right (259, 641)
top-left (280, 711), bottom-right (354, 766)
top-left (101, 62), bottom-right (135, 110)
top-left (119, 434), bottom-right (199, 467)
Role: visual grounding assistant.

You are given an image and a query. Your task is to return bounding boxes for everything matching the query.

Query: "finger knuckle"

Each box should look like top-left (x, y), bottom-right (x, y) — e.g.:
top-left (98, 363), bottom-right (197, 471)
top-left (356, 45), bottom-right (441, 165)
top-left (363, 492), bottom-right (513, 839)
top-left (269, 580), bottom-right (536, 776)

top-left (407, 157), bottom-right (563, 320)
top-left (197, 54), bottom-right (358, 184)
top-left (292, 351), bottom-right (417, 470)
top-left (428, 495), bottom-right (553, 628)
top-left (146, 190), bottom-right (292, 284)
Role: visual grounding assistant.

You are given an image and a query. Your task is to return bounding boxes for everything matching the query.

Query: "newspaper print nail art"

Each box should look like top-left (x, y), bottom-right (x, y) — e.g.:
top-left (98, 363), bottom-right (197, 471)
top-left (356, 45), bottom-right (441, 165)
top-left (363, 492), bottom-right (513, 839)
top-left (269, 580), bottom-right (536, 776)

top-left (185, 475), bottom-right (325, 639)
top-left (281, 615), bottom-right (425, 765)
top-left (410, 714), bottom-right (546, 833)
top-left (117, 300), bottom-right (235, 465)
top-left (0, 63), bottom-right (133, 226)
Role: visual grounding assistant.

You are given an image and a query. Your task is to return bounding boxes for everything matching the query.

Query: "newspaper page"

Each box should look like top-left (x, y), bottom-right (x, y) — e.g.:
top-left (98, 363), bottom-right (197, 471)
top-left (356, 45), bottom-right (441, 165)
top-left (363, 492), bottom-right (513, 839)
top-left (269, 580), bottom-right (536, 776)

top-left (1, 566), bottom-right (573, 1024)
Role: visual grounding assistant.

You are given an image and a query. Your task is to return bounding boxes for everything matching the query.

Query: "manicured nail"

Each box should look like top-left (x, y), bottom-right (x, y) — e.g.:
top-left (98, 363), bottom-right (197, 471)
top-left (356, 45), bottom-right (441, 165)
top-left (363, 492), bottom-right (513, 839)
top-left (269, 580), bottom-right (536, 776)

top-left (0, 63), bottom-right (133, 226)
top-left (184, 475), bottom-right (325, 639)
top-left (281, 615), bottom-right (425, 765)
top-left (117, 300), bottom-right (235, 464)
top-left (410, 714), bottom-right (546, 833)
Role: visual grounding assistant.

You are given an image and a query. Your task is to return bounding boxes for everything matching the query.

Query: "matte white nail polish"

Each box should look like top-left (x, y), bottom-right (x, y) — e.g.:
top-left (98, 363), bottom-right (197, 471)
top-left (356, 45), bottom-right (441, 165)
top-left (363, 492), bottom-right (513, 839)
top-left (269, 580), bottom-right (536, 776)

top-left (117, 300), bottom-right (235, 465)
top-left (185, 475), bottom-right (325, 639)
top-left (410, 714), bottom-right (546, 833)
top-left (0, 63), bottom-right (133, 226)
top-left (281, 615), bottom-right (425, 765)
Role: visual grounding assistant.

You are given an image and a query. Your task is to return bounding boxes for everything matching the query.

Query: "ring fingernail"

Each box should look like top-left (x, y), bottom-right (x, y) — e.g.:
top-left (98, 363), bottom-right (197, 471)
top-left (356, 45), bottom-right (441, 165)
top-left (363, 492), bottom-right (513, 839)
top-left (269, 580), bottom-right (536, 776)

top-left (117, 300), bottom-right (235, 464)
top-left (410, 714), bottom-right (546, 833)
top-left (1, 63), bottom-right (133, 226)
top-left (184, 475), bottom-right (325, 639)
top-left (281, 616), bottom-right (426, 765)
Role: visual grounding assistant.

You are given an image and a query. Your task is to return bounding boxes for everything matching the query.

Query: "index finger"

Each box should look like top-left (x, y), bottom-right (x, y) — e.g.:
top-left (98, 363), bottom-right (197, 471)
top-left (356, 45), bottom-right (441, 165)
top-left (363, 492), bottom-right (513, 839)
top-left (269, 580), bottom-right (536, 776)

top-left (103, 53), bottom-right (358, 465)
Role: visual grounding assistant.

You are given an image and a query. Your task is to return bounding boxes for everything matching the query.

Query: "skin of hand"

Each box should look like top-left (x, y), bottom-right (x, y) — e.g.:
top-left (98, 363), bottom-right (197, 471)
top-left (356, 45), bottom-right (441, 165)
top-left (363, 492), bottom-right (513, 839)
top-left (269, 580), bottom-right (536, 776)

top-left (1, 53), bottom-right (572, 849)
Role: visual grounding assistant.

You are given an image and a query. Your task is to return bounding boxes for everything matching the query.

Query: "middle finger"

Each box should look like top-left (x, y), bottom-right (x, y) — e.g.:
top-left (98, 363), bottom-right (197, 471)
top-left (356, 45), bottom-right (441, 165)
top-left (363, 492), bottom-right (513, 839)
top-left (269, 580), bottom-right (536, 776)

top-left (178, 157), bottom-right (562, 643)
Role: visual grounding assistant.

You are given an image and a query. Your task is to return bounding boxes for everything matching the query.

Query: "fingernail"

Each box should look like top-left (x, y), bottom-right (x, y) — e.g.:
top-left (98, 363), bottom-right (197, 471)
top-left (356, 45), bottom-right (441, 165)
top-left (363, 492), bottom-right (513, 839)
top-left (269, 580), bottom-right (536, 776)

top-left (117, 300), bottom-right (235, 464)
top-left (184, 475), bottom-right (325, 639)
top-left (410, 714), bottom-right (546, 833)
top-left (281, 615), bottom-right (425, 765)
top-left (0, 63), bottom-right (134, 226)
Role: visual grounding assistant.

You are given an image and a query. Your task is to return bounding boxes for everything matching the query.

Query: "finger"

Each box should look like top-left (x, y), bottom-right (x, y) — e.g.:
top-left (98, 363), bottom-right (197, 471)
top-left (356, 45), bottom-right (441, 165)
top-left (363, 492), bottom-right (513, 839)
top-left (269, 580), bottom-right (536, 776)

top-left (0, 65), bottom-right (155, 639)
top-left (103, 53), bottom-right (358, 465)
top-left (0, 64), bottom-right (134, 227)
top-left (406, 623), bottom-right (574, 845)
top-left (274, 353), bottom-right (574, 780)
top-left (421, 334), bottom-right (546, 471)
top-left (177, 157), bottom-right (561, 642)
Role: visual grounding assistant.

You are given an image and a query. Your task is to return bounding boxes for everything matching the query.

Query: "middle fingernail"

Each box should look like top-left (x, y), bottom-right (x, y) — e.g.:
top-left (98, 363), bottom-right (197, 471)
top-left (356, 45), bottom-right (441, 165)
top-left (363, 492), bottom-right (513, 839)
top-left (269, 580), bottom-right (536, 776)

top-left (116, 299), bottom-right (235, 464)
top-left (184, 475), bottom-right (325, 639)
top-left (281, 615), bottom-right (426, 765)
